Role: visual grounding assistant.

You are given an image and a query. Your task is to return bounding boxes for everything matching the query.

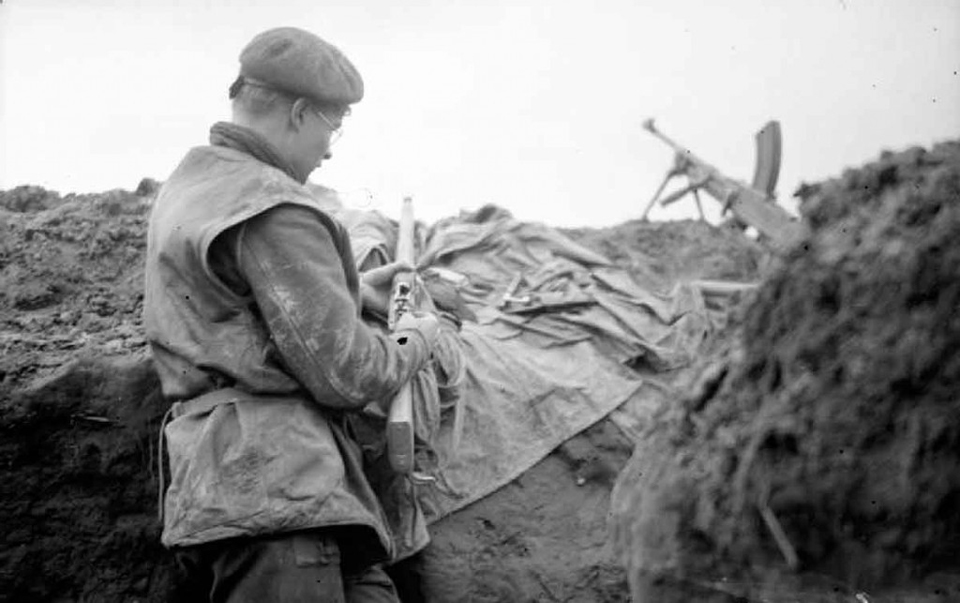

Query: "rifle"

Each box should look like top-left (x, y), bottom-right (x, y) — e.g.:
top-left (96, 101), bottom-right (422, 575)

top-left (641, 118), bottom-right (804, 252)
top-left (386, 196), bottom-right (417, 474)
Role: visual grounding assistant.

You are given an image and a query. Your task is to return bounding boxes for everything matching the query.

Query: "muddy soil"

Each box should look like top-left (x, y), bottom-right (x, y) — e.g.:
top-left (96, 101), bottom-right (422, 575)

top-left (0, 181), bottom-right (762, 602)
top-left (611, 141), bottom-right (960, 602)
top-left (0, 185), bottom-right (161, 602)
top-left (564, 217), bottom-right (766, 290)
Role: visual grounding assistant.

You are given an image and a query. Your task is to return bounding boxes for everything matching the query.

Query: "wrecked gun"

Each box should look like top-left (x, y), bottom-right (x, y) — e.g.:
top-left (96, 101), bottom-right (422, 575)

top-left (386, 196), bottom-right (418, 475)
top-left (641, 118), bottom-right (804, 252)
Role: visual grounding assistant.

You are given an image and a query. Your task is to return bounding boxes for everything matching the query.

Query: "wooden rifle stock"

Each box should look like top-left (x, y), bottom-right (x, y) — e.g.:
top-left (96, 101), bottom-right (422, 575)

top-left (387, 197), bottom-right (417, 474)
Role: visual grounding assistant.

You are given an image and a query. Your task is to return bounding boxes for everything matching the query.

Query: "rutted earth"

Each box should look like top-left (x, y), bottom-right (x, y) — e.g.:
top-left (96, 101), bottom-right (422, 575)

top-left (1, 140), bottom-right (957, 602)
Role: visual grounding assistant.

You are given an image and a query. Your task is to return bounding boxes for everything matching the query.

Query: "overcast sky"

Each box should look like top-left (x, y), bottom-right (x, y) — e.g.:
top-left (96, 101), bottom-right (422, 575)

top-left (1, 0), bottom-right (958, 227)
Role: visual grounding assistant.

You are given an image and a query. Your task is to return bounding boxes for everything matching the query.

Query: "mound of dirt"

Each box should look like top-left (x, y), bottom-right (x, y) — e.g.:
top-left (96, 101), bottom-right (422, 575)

top-left (0, 184), bottom-right (163, 601)
top-left (0, 356), bottom-right (171, 602)
top-left (611, 141), bottom-right (960, 602)
top-left (0, 185), bottom-right (150, 389)
top-left (564, 218), bottom-right (767, 290)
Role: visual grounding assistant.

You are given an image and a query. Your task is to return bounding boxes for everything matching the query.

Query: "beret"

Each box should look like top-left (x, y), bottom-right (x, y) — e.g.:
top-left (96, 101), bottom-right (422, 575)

top-left (238, 27), bottom-right (363, 106)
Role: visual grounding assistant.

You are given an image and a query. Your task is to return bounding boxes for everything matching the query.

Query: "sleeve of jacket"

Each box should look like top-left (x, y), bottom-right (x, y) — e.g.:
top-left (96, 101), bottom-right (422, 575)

top-left (231, 203), bottom-right (432, 410)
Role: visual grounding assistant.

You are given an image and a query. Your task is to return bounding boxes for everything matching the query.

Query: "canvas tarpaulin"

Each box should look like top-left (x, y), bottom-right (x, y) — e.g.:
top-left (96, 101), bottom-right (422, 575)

top-left (332, 202), bottom-right (729, 521)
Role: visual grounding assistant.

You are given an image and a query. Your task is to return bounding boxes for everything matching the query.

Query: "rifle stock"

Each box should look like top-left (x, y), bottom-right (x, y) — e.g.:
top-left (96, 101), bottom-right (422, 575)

top-left (387, 380), bottom-right (415, 474)
top-left (387, 197), bottom-right (416, 474)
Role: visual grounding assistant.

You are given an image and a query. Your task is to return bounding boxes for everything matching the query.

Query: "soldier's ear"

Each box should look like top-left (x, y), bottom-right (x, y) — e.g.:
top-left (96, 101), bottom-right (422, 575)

top-left (289, 98), bottom-right (313, 131)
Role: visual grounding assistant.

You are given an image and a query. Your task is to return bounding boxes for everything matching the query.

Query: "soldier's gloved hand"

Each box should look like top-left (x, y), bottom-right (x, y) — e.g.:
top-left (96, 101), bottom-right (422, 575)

top-left (394, 311), bottom-right (440, 350)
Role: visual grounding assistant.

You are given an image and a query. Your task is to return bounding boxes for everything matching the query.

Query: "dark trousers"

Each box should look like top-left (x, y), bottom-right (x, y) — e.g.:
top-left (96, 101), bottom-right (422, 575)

top-left (171, 530), bottom-right (399, 603)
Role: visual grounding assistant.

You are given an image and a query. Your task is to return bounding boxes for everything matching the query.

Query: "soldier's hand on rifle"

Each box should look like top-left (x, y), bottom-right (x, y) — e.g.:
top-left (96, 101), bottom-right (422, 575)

top-left (360, 260), bottom-right (414, 316)
top-left (394, 311), bottom-right (440, 349)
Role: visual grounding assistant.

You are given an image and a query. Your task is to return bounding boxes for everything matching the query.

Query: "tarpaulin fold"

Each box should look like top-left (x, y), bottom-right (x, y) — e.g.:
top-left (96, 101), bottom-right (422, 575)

top-left (326, 201), bottom-right (733, 522)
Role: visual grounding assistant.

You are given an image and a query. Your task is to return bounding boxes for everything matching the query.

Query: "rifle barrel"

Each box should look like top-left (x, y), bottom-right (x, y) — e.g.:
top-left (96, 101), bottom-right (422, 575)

top-left (644, 119), bottom-right (717, 178)
top-left (396, 196), bottom-right (416, 265)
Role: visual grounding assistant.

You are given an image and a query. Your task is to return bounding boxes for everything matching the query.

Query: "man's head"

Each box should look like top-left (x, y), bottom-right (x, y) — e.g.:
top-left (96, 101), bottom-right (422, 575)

top-left (229, 27), bottom-right (363, 181)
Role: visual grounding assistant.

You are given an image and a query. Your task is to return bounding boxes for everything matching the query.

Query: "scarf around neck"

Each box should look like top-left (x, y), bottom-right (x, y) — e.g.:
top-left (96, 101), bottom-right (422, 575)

top-left (209, 122), bottom-right (305, 184)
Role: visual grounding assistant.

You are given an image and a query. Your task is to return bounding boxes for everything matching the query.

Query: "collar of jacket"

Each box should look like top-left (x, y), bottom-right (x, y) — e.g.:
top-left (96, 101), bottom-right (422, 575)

top-left (209, 121), bottom-right (304, 183)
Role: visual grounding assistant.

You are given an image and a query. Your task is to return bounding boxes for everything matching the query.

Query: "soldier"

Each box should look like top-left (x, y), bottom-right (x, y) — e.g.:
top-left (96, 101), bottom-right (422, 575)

top-left (144, 27), bottom-right (439, 602)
